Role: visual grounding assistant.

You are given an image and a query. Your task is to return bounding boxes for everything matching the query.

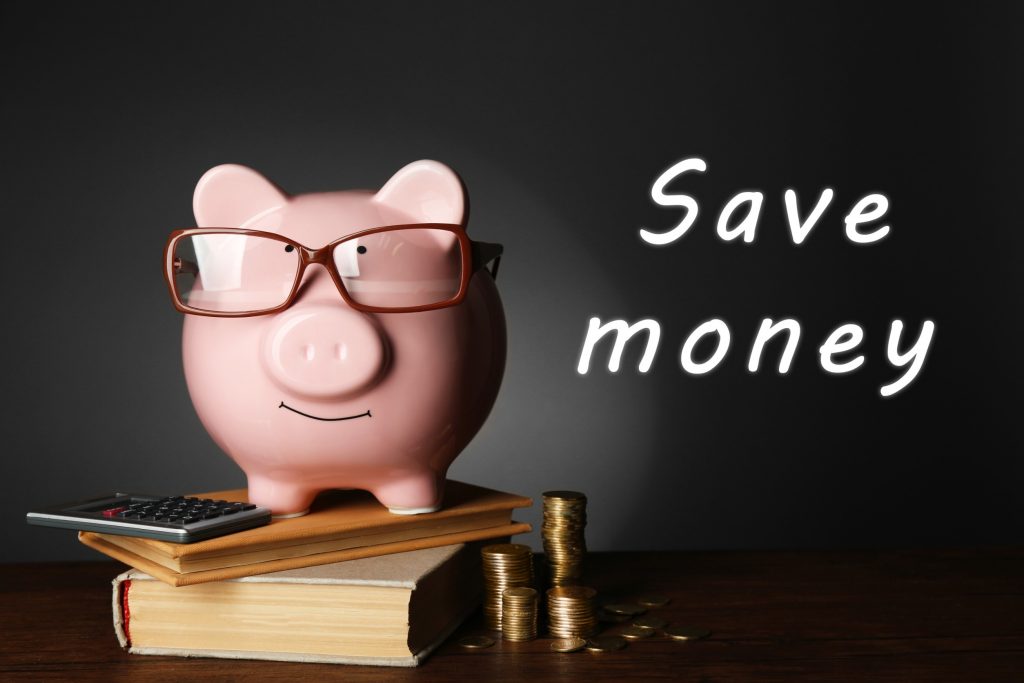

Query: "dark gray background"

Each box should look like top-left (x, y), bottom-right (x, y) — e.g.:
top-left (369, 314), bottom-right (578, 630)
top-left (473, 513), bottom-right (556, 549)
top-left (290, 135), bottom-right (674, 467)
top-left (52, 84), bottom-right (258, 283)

top-left (3, 1), bottom-right (1020, 561)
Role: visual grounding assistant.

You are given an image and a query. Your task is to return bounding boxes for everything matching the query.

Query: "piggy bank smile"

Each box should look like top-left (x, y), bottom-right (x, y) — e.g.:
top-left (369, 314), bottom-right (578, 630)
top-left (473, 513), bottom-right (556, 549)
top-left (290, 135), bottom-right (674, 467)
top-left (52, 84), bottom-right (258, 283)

top-left (278, 402), bottom-right (372, 422)
top-left (165, 161), bottom-right (507, 517)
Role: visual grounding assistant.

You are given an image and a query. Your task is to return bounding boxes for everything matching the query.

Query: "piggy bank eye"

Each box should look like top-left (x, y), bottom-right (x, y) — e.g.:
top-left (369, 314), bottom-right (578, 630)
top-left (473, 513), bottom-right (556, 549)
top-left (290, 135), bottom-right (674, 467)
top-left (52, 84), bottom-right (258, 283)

top-left (284, 244), bottom-right (295, 253)
top-left (357, 246), bottom-right (367, 254)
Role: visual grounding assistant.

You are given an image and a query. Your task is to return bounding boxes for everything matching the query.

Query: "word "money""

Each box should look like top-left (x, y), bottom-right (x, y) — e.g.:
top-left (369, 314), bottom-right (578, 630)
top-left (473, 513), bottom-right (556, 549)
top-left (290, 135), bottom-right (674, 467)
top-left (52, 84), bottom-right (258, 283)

top-left (577, 317), bottom-right (935, 398)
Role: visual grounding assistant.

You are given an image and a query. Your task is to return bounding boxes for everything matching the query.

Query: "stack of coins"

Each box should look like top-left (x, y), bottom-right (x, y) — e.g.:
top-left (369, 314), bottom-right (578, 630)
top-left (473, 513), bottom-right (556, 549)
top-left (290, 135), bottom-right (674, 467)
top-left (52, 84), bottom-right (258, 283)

top-left (546, 585), bottom-right (597, 638)
top-left (542, 490), bottom-right (588, 585)
top-left (481, 543), bottom-right (534, 630)
top-left (501, 587), bottom-right (538, 641)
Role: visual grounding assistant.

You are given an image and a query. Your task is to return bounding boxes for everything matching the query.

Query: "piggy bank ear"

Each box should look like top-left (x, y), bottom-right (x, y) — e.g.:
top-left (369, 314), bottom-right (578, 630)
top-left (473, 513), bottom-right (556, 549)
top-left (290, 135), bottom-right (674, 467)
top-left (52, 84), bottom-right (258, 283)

top-left (193, 164), bottom-right (288, 227)
top-left (373, 160), bottom-right (467, 226)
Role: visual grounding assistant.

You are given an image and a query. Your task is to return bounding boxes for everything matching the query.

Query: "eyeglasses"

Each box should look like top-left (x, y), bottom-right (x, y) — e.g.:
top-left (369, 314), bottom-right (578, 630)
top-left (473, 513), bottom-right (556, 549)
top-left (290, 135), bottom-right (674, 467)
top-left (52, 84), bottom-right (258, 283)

top-left (163, 224), bottom-right (503, 316)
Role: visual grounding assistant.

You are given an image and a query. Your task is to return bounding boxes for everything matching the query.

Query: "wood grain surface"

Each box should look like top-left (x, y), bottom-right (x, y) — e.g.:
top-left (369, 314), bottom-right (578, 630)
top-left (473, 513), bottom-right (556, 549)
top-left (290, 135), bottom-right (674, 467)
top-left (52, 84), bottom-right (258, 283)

top-left (2, 548), bottom-right (1022, 681)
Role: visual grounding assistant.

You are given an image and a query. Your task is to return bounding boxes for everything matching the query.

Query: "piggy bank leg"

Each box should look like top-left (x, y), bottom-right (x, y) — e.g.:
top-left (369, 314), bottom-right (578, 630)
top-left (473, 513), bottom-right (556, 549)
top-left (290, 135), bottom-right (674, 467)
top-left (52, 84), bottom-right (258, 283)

top-left (247, 475), bottom-right (318, 518)
top-left (372, 472), bottom-right (444, 515)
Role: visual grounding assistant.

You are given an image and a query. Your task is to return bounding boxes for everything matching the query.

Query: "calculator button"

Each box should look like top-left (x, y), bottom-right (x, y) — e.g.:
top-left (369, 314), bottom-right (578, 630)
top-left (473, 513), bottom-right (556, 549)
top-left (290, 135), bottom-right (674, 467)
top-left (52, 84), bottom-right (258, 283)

top-left (183, 516), bottom-right (201, 524)
top-left (203, 512), bottom-right (222, 519)
top-left (221, 507), bottom-right (239, 515)
top-left (241, 504), bottom-right (257, 510)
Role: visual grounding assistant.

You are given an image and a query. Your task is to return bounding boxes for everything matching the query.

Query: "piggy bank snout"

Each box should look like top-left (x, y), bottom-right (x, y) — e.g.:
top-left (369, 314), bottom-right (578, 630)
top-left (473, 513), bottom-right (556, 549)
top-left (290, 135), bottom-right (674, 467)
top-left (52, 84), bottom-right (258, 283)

top-left (261, 306), bottom-right (386, 399)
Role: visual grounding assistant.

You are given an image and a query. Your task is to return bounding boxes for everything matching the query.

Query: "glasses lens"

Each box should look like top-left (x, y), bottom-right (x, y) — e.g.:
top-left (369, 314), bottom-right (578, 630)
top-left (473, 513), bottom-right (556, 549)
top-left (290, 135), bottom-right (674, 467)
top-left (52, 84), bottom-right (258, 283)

top-left (171, 232), bottom-right (299, 313)
top-left (334, 227), bottom-right (464, 309)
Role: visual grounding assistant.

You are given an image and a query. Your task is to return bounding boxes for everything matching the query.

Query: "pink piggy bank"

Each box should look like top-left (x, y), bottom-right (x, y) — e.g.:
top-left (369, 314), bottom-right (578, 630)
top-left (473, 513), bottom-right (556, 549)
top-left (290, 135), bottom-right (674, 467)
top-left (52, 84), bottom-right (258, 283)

top-left (164, 161), bottom-right (506, 516)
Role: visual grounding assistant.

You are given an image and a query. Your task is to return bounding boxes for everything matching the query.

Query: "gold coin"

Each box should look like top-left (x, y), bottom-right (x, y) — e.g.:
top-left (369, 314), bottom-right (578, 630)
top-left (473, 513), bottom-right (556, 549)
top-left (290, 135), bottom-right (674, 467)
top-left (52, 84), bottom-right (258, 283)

top-left (633, 615), bottom-right (667, 630)
top-left (603, 603), bottom-right (646, 616)
top-left (548, 585), bottom-right (597, 600)
top-left (664, 626), bottom-right (711, 641)
top-left (637, 594), bottom-right (671, 607)
top-left (481, 544), bottom-right (534, 631)
top-left (542, 490), bottom-right (587, 500)
top-left (542, 491), bottom-right (588, 611)
top-left (503, 586), bottom-right (538, 599)
top-left (482, 543), bottom-right (532, 556)
top-left (597, 609), bottom-right (630, 623)
top-left (619, 625), bottom-right (654, 640)
top-left (584, 635), bottom-right (627, 652)
top-left (457, 635), bottom-right (496, 649)
top-left (550, 636), bottom-right (587, 653)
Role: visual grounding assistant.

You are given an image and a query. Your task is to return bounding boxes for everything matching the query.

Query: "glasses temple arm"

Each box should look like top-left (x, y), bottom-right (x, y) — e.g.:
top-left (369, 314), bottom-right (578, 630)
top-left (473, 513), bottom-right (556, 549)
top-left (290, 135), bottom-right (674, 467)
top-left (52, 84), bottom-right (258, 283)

top-left (471, 241), bottom-right (504, 280)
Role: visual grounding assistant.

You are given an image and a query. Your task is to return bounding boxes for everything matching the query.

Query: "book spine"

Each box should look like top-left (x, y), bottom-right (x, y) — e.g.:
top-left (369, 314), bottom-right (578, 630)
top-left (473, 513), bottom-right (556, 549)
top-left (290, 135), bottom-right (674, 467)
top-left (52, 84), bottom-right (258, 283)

top-left (111, 571), bottom-right (133, 649)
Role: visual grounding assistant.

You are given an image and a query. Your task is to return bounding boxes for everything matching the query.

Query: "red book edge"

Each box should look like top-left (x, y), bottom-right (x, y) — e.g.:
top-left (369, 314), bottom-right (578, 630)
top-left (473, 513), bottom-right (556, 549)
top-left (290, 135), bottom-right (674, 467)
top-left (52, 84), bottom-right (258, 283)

top-left (121, 579), bottom-right (132, 646)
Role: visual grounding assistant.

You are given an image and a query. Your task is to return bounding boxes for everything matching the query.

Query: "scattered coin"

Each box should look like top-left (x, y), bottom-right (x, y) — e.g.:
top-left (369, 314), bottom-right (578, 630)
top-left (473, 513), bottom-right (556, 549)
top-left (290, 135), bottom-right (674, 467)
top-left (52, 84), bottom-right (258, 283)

top-left (458, 635), bottom-right (496, 649)
top-left (664, 626), bottom-right (711, 641)
top-left (550, 636), bottom-right (588, 653)
top-left (597, 609), bottom-right (631, 623)
top-left (603, 603), bottom-right (647, 616)
top-left (619, 625), bottom-right (654, 640)
top-left (585, 635), bottom-right (627, 652)
top-left (637, 594), bottom-right (671, 607)
top-left (633, 615), bottom-right (668, 630)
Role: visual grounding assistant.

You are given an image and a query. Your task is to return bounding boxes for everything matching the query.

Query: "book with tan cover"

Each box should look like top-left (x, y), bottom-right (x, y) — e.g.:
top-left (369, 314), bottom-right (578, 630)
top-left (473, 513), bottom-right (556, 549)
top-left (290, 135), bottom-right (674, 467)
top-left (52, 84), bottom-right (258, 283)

top-left (113, 543), bottom-right (482, 667)
top-left (81, 480), bottom-right (531, 587)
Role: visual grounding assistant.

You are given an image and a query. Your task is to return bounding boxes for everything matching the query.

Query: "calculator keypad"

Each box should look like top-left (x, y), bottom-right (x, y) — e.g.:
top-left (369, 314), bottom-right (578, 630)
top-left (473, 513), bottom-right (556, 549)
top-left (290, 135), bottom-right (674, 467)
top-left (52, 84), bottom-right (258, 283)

top-left (102, 496), bottom-right (257, 526)
top-left (28, 492), bottom-right (271, 543)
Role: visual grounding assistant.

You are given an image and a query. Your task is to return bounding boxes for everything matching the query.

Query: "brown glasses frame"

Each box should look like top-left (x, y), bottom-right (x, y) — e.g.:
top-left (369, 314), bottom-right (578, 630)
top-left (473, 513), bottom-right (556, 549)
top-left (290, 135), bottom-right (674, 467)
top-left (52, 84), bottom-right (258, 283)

top-left (163, 223), bottom-right (503, 317)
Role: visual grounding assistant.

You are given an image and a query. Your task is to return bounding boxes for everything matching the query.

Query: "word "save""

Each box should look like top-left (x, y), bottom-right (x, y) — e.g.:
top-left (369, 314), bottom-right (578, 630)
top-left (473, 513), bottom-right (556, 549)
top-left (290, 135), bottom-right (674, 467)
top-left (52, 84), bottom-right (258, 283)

top-left (638, 157), bottom-right (890, 246)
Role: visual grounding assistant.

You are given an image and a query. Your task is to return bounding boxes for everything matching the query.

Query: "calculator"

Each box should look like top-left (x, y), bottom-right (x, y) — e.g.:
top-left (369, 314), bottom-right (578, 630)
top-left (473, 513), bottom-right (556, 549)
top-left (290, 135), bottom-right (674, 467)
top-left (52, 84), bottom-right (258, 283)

top-left (26, 493), bottom-right (272, 543)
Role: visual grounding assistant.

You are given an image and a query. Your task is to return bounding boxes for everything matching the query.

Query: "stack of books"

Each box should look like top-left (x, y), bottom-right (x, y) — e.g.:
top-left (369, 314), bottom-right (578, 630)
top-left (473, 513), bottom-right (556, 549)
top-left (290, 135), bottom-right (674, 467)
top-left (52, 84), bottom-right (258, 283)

top-left (83, 480), bottom-right (531, 667)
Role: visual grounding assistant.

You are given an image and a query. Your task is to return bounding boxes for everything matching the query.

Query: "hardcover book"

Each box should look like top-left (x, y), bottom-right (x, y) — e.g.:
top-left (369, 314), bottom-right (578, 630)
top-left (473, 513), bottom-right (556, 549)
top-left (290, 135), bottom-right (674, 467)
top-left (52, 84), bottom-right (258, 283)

top-left (113, 543), bottom-right (481, 667)
top-left (81, 480), bottom-right (531, 586)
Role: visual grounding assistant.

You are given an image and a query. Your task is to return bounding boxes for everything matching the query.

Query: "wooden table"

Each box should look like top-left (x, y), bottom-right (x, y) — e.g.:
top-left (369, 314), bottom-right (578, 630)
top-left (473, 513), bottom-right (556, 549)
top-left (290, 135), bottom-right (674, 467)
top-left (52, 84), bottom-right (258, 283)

top-left (2, 548), bottom-right (1022, 681)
